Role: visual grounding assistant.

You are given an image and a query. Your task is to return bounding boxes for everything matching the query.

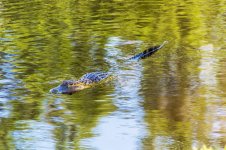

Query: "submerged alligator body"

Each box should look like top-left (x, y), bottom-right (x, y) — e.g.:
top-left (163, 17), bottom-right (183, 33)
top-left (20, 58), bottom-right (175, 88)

top-left (50, 41), bottom-right (168, 94)
top-left (50, 72), bottom-right (110, 94)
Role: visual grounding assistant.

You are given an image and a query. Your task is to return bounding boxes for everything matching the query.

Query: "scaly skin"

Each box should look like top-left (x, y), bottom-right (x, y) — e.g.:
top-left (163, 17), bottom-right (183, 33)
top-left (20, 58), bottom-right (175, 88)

top-left (50, 41), bottom-right (167, 94)
top-left (50, 72), bottom-right (110, 94)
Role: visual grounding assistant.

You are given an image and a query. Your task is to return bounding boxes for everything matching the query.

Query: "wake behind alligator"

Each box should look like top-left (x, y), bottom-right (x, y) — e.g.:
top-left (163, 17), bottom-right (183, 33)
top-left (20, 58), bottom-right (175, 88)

top-left (50, 41), bottom-right (168, 95)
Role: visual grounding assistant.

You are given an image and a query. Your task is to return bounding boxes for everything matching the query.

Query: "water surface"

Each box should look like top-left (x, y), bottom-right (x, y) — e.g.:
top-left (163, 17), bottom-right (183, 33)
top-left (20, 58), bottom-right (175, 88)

top-left (0, 0), bottom-right (226, 149)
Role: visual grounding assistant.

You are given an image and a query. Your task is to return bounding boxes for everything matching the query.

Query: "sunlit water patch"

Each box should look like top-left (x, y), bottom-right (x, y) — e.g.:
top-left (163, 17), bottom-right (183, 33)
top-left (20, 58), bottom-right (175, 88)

top-left (80, 37), bottom-right (147, 150)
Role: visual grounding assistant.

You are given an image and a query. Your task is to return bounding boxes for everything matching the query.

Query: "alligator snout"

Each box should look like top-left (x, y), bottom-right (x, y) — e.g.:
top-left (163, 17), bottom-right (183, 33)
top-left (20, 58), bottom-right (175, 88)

top-left (49, 88), bottom-right (60, 94)
top-left (49, 81), bottom-right (75, 95)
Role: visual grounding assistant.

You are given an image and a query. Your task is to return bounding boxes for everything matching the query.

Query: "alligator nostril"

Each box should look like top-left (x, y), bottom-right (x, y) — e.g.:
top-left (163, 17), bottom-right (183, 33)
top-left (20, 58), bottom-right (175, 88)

top-left (49, 88), bottom-right (59, 94)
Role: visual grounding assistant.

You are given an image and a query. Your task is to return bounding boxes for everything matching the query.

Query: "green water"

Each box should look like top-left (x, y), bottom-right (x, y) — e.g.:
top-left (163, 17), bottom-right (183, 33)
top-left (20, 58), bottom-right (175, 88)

top-left (0, 0), bottom-right (226, 149)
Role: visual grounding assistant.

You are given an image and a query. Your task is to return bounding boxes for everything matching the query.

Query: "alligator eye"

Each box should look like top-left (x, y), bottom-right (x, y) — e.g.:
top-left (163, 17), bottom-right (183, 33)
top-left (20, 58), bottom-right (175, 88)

top-left (68, 82), bottom-right (73, 86)
top-left (62, 80), bottom-right (69, 85)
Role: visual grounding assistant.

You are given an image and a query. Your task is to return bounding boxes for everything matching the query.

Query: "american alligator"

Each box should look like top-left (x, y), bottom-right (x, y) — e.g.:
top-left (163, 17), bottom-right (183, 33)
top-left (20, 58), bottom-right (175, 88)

top-left (50, 41), bottom-right (168, 94)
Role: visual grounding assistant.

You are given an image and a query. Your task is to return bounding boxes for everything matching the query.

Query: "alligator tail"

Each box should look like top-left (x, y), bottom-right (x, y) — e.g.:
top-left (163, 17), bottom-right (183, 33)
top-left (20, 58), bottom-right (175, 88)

top-left (129, 41), bottom-right (168, 60)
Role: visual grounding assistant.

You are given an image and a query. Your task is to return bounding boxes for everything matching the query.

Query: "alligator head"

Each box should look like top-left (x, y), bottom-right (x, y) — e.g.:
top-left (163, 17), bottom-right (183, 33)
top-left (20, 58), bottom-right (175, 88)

top-left (49, 80), bottom-right (81, 95)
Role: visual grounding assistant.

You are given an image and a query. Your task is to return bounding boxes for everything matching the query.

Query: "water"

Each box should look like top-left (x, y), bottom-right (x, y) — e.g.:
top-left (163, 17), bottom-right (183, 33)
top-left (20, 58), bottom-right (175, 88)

top-left (0, 0), bottom-right (226, 149)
